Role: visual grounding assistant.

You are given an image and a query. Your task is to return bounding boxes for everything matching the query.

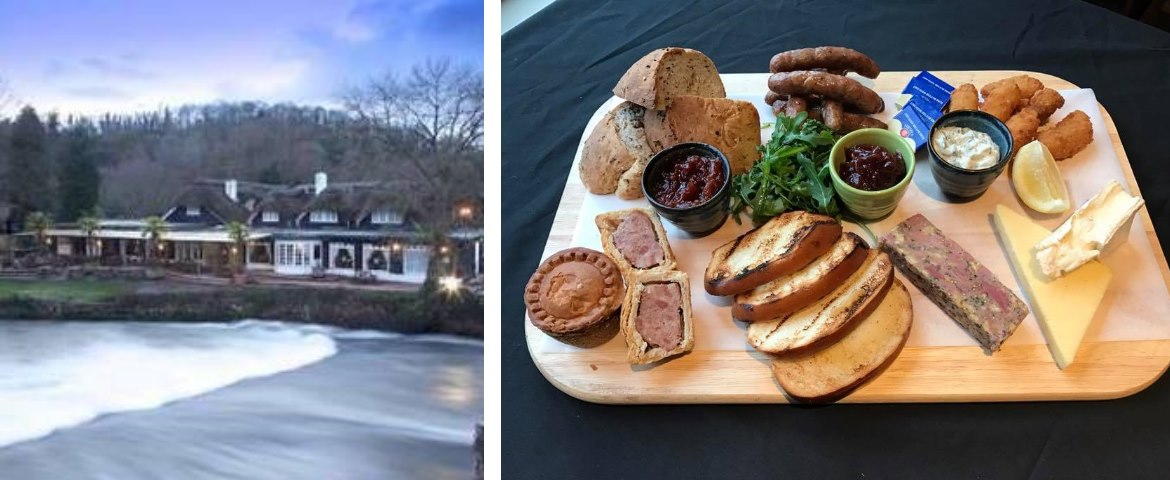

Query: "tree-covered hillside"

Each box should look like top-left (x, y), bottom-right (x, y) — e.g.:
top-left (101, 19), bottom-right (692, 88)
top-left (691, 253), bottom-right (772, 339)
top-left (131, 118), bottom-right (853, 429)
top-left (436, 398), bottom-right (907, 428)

top-left (0, 58), bottom-right (483, 228)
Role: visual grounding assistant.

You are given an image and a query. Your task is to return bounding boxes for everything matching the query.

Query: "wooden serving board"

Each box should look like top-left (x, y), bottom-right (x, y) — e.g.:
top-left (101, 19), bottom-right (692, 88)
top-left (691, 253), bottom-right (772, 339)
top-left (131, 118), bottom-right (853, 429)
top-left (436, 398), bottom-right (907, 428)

top-left (526, 71), bottom-right (1170, 403)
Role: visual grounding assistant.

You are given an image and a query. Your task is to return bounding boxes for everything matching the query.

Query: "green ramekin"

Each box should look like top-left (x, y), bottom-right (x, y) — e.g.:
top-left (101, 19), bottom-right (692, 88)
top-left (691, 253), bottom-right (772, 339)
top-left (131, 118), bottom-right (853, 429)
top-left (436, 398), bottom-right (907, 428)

top-left (828, 128), bottom-right (916, 220)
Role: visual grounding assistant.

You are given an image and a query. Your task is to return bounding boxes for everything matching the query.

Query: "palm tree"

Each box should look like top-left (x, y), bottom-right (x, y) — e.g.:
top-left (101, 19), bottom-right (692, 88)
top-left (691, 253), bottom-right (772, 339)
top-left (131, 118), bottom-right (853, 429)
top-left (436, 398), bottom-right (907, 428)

top-left (25, 211), bottom-right (52, 253)
top-left (77, 214), bottom-right (100, 258)
top-left (416, 223), bottom-right (455, 295)
top-left (226, 221), bottom-right (248, 275)
top-left (141, 215), bottom-right (168, 263)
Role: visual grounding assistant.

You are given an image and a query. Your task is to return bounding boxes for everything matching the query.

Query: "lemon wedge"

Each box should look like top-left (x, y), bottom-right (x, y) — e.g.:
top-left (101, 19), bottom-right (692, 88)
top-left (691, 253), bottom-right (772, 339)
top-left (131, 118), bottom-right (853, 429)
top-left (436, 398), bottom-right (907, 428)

top-left (1012, 140), bottom-right (1070, 214)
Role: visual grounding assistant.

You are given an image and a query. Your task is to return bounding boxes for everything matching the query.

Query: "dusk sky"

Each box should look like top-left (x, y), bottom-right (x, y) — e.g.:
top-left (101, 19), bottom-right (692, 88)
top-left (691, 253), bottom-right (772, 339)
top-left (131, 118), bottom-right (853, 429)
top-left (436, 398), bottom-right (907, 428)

top-left (0, 0), bottom-right (483, 116)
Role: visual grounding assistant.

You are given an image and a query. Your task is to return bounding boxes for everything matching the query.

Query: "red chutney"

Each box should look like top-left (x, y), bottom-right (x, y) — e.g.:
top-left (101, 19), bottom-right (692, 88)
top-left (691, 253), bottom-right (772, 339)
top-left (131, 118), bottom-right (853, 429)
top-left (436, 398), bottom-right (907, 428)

top-left (651, 154), bottom-right (725, 209)
top-left (839, 144), bottom-right (907, 191)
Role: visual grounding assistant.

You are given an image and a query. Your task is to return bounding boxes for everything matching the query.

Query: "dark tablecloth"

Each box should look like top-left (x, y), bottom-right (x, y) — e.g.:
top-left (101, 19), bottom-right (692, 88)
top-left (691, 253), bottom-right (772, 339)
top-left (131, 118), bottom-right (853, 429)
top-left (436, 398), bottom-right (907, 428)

top-left (503, 1), bottom-right (1170, 477)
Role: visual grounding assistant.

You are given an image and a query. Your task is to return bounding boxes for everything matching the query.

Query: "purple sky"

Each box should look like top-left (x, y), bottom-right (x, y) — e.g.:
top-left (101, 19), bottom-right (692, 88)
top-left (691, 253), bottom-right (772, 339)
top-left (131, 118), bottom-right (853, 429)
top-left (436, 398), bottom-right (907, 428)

top-left (0, 0), bottom-right (483, 116)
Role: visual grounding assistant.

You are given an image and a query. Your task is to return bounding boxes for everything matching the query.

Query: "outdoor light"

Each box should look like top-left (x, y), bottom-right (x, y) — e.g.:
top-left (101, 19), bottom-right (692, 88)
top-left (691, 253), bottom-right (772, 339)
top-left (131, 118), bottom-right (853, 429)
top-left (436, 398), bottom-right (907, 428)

top-left (440, 275), bottom-right (463, 293)
top-left (158, 243), bottom-right (165, 251)
top-left (392, 243), bottom-right (401, 251)
top-left (231, 247), bottom-right (238, 254)
top-left (45, 238), bottom-right (52, 245)
top-left (459, 206), bottom-right (472, 218)
top-left (440, 245), bottom-right (449, 254)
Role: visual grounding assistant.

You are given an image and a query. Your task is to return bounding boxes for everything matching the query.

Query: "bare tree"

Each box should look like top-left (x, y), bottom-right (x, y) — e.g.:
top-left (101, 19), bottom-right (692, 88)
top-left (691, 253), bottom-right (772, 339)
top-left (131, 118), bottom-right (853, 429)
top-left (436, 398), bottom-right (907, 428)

top-left (344, 57), bottom-right (483, 154)
top-left (341, 58), bottom-right (484, 231)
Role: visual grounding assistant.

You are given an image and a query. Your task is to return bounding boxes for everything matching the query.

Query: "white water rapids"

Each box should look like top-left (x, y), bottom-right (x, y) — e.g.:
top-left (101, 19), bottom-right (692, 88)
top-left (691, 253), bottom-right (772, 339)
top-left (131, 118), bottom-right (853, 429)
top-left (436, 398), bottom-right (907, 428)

top-left (0, 320), bottom-right (482, 479)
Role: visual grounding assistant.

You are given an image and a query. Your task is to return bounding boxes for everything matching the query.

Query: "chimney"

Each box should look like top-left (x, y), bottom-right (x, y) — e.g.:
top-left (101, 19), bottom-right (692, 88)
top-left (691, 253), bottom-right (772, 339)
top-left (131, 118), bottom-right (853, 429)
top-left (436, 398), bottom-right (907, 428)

top-left (314, 172), bottom-right (328, 195)
top-left (225, 179), bottom-right (238, 202)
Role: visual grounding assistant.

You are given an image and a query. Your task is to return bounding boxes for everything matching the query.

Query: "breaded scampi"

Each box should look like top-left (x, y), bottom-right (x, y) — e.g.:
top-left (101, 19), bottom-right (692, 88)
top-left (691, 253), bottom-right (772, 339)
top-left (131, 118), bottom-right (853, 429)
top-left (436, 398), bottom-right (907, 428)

top-left (1005, 108), bottom-right (1041, 156)
top-left (1026, 88), bottom-right (1065, 122)
top-left (979, 82), bottom-right (1021, 122)
top-left (981, 75), bottom-right (1044, 99)
top-left (1036, 110), bottom-right (1093, 160)
top-left (949, 83), bottom-right (979, 112)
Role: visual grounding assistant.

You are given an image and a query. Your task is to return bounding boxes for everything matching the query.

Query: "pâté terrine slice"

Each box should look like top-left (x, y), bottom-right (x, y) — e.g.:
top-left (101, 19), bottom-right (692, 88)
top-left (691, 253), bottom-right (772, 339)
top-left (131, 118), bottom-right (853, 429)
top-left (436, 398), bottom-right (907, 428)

top-left (879, 214), bottom-right (1028, 354)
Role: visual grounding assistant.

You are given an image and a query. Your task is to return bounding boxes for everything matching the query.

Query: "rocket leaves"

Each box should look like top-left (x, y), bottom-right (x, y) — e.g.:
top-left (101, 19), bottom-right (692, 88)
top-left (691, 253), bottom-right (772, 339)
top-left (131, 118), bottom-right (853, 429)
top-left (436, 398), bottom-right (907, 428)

top-left (729, 112), bottom-right (840, 226)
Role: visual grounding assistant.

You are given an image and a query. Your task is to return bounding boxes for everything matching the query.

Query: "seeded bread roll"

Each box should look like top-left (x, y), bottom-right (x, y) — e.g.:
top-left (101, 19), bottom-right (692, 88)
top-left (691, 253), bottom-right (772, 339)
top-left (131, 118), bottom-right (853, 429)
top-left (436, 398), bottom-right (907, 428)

top-left (613, 47), bottom-right (726, 110)
top-left (579, 102), bottom-right (654, 195)
top-left (642, 95), bottom-right (762, 174)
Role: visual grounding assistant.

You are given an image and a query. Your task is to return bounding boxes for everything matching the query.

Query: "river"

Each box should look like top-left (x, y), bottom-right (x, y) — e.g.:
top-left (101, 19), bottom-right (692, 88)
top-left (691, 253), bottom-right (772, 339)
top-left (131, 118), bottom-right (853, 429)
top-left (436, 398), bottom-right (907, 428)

top-left (0, 320), bottom-right (483, 479)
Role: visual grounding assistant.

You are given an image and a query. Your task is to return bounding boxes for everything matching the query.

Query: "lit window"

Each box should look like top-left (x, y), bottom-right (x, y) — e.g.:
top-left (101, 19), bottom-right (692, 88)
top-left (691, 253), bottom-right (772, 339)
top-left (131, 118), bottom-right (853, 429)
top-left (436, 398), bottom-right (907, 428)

top-left (262, 211), bottom-right (279, 222)
top-left (371, 210), bottom-right (402, 224)
top-left (188, 206), bottom-right (201, 216)
top-left (310, 210), bottom-right (338, 223)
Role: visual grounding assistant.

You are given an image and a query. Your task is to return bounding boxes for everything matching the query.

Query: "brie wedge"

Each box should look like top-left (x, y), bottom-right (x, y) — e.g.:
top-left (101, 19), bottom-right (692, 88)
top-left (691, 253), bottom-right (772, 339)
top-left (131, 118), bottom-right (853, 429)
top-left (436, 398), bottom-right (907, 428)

top-left (1034, 180), bottom-right (1143, 278)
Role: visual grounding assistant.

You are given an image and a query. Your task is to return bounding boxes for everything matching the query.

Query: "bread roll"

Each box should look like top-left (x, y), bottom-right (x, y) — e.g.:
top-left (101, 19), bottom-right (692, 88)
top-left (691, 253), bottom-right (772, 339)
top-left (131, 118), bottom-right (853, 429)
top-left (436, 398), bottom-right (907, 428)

top-left (613, 47), bottom-right (726, 110)
top-left (579, 102), bottom-right (654, 195)
top-left (642, 95), bottom-right (762, 174)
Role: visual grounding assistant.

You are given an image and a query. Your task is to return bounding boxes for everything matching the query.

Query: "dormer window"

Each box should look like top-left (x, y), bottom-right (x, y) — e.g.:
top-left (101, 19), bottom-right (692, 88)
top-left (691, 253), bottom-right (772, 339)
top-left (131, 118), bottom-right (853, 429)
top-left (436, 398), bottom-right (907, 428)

top-left (371, 210), bottom-right (402, 225)
top-left (262, 211), bottom-right (279, 222)
top-left (310, 210), bottom-right (338, 223)
top-left (188, 206), bottom-right (201, 216)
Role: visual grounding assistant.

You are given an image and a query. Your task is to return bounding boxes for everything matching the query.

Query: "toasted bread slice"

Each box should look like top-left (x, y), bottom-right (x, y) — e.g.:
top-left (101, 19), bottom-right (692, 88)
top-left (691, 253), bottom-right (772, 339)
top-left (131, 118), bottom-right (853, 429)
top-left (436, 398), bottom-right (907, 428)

top-left (771, 279), bottom-right (913, 403)
top-left (596, 208), bottom-right (676, 280)
top-left (621, 270), bottom-right (694, 365)
top-left (704, 211), bottom-right (841, 296)
top-left (733, 232), bottom-right (869, 321)
top-left (748, 250), bottom-right (893, 354)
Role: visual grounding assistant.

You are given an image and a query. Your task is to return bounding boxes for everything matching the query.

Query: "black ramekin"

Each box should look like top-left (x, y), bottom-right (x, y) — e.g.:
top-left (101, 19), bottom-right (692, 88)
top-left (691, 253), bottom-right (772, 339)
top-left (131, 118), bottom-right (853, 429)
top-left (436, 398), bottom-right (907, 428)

top-left (642, 142), bottom-right (731, 238)
top-left (927, 110), bottom-right (1014, 199)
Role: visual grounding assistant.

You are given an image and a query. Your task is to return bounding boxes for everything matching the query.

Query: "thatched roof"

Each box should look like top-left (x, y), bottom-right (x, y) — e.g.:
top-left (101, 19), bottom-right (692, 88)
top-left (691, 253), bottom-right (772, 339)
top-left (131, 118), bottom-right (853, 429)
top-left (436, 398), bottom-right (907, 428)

top-left (170, 184), bottom-right (250, 223)
top-left (300, 182), bottom-right (409, 224)
top-left (166, 176), bottom-right (421, 227)
top-left (249, 186), bottom-right (315, 222)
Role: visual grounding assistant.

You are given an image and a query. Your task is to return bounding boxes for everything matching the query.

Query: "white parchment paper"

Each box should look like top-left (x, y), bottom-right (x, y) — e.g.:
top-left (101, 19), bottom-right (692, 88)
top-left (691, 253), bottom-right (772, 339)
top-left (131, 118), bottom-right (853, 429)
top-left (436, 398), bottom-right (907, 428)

top-left (532, 83), bottom-right (1170, 355)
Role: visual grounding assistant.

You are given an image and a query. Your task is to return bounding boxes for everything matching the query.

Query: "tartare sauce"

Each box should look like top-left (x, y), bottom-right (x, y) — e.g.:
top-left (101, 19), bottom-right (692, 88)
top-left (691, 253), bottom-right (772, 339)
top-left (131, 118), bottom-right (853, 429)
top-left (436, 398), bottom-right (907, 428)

top-left (932, 126), bottom-right (1000, 170)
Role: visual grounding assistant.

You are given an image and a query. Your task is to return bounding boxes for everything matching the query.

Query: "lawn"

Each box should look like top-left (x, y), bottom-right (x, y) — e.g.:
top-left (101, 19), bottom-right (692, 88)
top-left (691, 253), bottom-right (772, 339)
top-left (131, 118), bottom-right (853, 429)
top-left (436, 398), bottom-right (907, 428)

top-left (0, 279), bottom-right (131, 303)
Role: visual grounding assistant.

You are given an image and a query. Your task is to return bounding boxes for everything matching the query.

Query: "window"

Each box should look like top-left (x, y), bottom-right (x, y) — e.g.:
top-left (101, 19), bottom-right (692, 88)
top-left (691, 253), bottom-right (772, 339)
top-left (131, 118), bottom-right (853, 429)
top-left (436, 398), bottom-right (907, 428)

top-left (404, 246), bottom-right (429, 277)
top-left (371, 210), bottom-right (403, 225)
top-left (262, 211), bottom-right (279, 222)
top-left (310, 210), bottom-right (337, 223)
top-left (277, 242), bottom-right (308, 267)
top-left (389, 246), bottom-right (404, 274)
top-left (188, 206), bottom-right (201, 216)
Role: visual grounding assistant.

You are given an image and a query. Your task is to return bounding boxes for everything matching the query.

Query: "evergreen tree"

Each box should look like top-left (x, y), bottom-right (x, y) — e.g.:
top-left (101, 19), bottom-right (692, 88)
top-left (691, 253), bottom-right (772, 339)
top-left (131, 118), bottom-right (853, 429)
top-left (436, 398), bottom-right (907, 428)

top-left (57, 121), bottom-right (101, 220)
top-left (6, 106), bottom-right (52, 214)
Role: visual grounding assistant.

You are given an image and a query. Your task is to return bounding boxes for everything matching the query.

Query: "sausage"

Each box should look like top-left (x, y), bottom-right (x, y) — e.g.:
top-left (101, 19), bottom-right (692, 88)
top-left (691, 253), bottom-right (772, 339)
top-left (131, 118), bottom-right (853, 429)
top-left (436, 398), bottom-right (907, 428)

top-left (768, 71), bottom-right (885, 114)
top-left (772, 98), bottom-right (823, 122)
top-left (820, 99), bottom-right (886, 132)
top-left (769, 47), bottom-right (881, 79)
top-left (764, 90), bottom-right (784, 106)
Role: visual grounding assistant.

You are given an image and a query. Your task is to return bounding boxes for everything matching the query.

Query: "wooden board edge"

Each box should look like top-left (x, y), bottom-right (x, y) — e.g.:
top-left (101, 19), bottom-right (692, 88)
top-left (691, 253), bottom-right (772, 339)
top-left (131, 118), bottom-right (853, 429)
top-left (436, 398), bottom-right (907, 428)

top-left (525, 70), bottom-right (1170, 404)
top-left (529, 340), bottom-right (1170, 404)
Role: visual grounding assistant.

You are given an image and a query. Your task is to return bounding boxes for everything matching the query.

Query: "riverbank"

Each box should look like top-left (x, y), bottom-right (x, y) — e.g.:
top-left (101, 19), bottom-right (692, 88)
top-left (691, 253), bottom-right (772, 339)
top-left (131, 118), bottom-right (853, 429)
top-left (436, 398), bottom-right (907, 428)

top-left (0, 279), bottom-right (483, 338)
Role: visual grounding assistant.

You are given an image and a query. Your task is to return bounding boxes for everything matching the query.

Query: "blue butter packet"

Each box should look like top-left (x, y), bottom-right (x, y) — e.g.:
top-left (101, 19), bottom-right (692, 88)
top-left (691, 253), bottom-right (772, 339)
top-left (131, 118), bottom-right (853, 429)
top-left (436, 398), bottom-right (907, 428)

top-left (914, 71), bottom-right (954, 95)
top-left (891, 106), bottom-right (932, 151)
top-left (905, 93), bottom-right (943, 122)
top-left (902, 76), bottom-right (950, 110)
